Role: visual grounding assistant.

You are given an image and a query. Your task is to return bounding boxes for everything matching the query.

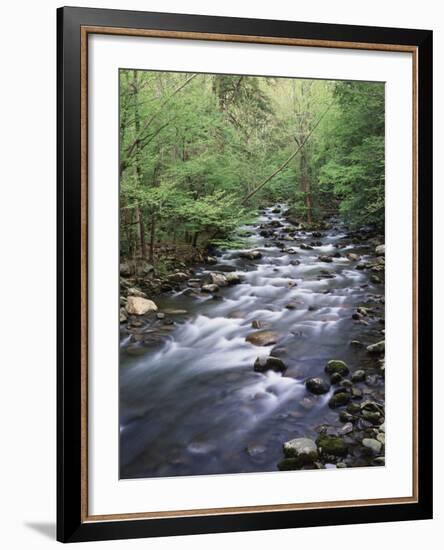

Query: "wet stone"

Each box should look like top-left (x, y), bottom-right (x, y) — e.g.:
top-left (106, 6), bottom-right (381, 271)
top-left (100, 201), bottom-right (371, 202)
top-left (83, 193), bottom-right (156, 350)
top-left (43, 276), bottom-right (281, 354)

top-left (305, 377), bottom-right (331, 395)
top-left (246, 331), bottom-right (281, 346)
top-left (254, 356), bottom-right (287, 374)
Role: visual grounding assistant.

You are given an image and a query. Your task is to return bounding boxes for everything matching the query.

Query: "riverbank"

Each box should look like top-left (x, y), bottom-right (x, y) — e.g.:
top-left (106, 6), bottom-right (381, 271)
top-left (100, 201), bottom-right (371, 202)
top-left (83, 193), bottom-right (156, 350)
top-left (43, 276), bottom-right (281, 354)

top-left (119, 205), bottom-right (385, 477)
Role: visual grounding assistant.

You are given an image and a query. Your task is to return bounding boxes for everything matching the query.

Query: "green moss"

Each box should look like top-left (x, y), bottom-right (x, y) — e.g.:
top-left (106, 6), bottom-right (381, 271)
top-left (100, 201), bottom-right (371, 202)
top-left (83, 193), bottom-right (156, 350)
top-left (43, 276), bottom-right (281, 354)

top-left (325, 360), bottom-right (350, 376)
top-left (316, 435), bottom-right (348, 457)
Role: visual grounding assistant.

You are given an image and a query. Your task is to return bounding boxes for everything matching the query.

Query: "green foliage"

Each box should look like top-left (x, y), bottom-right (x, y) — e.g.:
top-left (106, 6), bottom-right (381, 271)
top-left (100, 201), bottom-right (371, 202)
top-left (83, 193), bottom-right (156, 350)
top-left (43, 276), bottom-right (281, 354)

top-left (119, 70), bottom-right (385, 265)
top-left (318, 81), bottom-right (385, 228)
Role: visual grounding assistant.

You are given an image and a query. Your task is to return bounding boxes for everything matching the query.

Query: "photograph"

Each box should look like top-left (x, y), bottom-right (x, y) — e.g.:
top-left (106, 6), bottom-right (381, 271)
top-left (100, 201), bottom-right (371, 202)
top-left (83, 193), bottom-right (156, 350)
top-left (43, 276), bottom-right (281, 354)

top-left (118, 70), bottom-right (386, 479)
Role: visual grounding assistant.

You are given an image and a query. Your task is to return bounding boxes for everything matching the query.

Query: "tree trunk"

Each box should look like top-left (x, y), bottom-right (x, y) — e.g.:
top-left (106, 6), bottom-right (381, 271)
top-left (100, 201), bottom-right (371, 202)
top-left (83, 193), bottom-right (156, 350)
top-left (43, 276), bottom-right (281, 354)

top-left (134, 206), bottom-right (146, 259)
top-left (149, 215), bottom-right (156, 263)
top-left (300, 150), bottom-right (313, 224)
top-left (132, 70), bottom-right (147, 258)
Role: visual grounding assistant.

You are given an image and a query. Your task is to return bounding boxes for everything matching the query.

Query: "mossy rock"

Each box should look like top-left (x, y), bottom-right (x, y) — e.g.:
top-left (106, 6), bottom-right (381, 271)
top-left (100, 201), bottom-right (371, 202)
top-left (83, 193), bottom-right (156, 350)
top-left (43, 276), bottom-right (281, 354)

top-left (328, 392), bottom-right (351, 409)
top-left (325, 360), bottom-right (350, 376)
top-left (316, 435), bottom-right (348, 457)
top-left (346, 403), bottom-right (361, 414)
top-left (282, 438), bottom-right (318, 466)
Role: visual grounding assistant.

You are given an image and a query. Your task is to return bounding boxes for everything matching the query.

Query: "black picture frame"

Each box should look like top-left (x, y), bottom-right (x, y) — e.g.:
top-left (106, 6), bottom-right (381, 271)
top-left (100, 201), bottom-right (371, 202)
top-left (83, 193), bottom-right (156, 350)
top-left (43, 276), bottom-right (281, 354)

top-left (57, 6), bottom-right (433, 543)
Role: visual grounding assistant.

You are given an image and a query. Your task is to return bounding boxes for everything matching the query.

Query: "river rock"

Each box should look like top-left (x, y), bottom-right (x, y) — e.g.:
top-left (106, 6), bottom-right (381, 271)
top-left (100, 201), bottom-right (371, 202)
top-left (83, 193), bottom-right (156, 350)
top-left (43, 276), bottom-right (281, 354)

top-left (207, 273), bottom-right (228, 287)
top-left (366, 340), bottom-right (385, 354)
top-left (351, 387), bottom-right (363, 400)
top-left (316, 435), bottom-right (348, 457)
top-left (125, 296), bottom-right (158, 315)
top-left (339, 411), bottom-right (354, 423)
top-left (269, 345), bottom-right (288, 358)
top-left (125, 345), bottom-right (147, 356)
top-left (305, 377), bottom-right (330, 395)
top-left (328, 392), bottom-right (351, 408)
top-left (347, 403), bottom-right (361, 414)
top-left (362, 438), bottom-right (382, 454)
top-left (120, 261), bottom-right (154, 277)
top-left (300, 243), bottom-right (313, 250)
top-left (120, 308), bottom-right (127, 323)
top-left (163, 308), bottom-right (188, 315)
top-left (375, 244), bottom-right (385, 256)
top-left (251, 319), bottom-right (270, 329)
top-left (283, 438), bottom-right (318, 466)
top-left (330, 372), bottom-right (343, 385)
top-left (340, 422), bottom-right (354, 435)
top-left (318, 255), bottom-right (333, 263)
top-left (350, 340), bottom-right (364, 348)
top-left (361, 410), bottom-right (381, 424)
top-left (120, 262), bottom-right (132, 277)
top-left (370, 274), bottom-right (382, 284)
top-left (127, 287), bottom-right (147, 298)
top-left (285, 301), bottom-right (302, 310)
top-left (201, 284), bottom-right (219, 293)
top-left (325, 360), bottom-right (350, 376)
top-left (254, 356), bottom-right (287, 373)
top-left (351, 369), bottom-right (366, 383)
top-left (205, 256), bottom-right (218, 265)
top-left (246, 331), bottom-right (281, 346)
top-left (225, 272), bottom-right (243, 285)
top-left (167, 272), bottom-right (189, 283)
top-left (346, 252), bottom-right (360, 261)
top-left (239, 250), bottom-right (262, 260)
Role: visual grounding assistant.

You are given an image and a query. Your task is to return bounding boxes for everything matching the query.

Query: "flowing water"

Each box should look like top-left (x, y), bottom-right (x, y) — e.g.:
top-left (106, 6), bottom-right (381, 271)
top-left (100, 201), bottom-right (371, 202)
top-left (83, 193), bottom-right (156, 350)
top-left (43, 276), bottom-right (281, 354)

top-left (120, 206), bottom-right (384, 478)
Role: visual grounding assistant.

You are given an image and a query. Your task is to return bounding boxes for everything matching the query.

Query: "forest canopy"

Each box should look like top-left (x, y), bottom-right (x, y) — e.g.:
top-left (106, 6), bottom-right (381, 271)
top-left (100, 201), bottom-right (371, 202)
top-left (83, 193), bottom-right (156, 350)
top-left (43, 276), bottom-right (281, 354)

top-left (119, 70), bottom-right (385, 266)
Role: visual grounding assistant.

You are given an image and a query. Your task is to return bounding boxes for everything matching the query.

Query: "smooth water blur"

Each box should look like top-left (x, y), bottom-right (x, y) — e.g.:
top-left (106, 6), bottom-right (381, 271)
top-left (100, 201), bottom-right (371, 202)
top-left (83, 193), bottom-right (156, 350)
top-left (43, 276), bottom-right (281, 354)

top-left (120, 206), bottom-right (384, 478)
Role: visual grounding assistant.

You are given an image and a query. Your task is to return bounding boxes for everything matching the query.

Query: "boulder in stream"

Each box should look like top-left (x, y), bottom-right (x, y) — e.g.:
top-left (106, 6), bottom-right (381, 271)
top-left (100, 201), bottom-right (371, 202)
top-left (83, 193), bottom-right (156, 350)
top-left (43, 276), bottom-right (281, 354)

top-left (316, 434), bottom-right (348, 457)
top-left (375, 244), bottom-right (385, 256)
top-left (282, 438), bottom-right (318, 466)
top-left (251, 319), bottom-right (271, 329)
top-left (366, 340), bottom-right (385, 354)
top-left (328, 391), bottom-right (351, 408)
top-left (246, 331), bottom-right (281, 346)
top-left (305, 377), bottom-right (330, 395)
top-left (351, 369), bottom-right (366, 382)
top-left (325, 360), bottom-right (350, 376)
top-left (201, 284), bottom-right (219, 293)
top-left (207, 272), bottom-right (228, 287)
top-left (362, 438), bottom-right (382, 455)
top-left (254, 355), bottom-right (287, 373)
top-left (346, 252), bottom-right (360, 261)
top-left (225, 272), bottom-right (243, 285)
top-left (167, 272), bottom-right (189, 283)
top-left (125, 296), bottom-right (158, 315)
top-left (239, 250), bottom-right (262, 260)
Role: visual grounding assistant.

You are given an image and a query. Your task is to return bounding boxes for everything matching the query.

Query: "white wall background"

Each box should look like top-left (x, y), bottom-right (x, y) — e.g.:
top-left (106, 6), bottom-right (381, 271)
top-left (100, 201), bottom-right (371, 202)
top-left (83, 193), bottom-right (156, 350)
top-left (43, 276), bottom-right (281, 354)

top-left (0, 0), bottom-right (440, 547)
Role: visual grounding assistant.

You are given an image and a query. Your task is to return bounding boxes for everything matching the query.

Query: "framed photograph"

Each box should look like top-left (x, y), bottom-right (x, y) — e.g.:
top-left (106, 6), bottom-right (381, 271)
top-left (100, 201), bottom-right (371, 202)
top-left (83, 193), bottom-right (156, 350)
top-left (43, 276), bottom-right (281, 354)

top-left (57, 6), bottom-right (433, 543)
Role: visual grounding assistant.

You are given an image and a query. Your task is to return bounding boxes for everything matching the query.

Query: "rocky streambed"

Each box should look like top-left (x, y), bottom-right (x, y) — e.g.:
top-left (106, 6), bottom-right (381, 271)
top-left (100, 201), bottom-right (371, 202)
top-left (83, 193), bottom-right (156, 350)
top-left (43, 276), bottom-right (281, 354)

top-left (119, 205), bottom-right (385, 478)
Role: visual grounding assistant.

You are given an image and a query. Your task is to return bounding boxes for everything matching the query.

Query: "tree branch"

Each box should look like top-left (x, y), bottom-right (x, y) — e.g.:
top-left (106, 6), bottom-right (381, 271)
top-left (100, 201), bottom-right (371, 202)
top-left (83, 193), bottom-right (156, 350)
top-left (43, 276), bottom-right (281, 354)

top-left (121, 73), bottom-right (198, 171)
top-left (241, 101), bottom-right (334, 204)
